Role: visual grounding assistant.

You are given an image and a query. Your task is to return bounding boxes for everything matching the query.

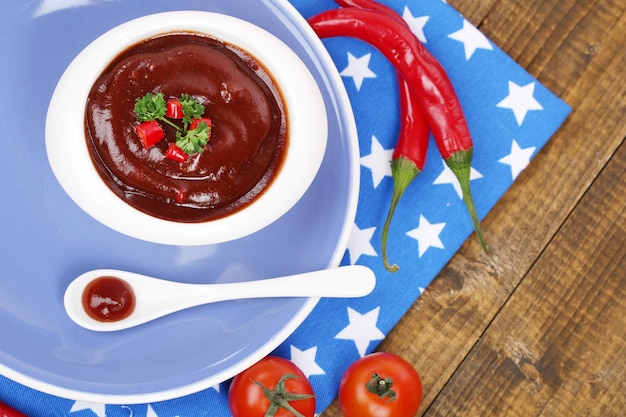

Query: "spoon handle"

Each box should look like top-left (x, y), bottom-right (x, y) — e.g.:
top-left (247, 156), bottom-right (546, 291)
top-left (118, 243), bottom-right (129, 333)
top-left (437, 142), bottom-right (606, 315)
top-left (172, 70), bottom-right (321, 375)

top-left (141, 265), bottom-right (376, 318)
top-left (203, 264), bottom-right (375, 301)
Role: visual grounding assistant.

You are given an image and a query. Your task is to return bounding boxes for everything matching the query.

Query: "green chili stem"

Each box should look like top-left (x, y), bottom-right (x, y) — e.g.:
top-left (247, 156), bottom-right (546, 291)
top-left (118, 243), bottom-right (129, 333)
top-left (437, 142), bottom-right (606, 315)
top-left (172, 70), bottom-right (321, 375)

top-left (382, 157), bottom-right (421, 272)
top-left (445, 149), bottom-right (488, 253)
top-left (159, 117), bottom-right (182, 131)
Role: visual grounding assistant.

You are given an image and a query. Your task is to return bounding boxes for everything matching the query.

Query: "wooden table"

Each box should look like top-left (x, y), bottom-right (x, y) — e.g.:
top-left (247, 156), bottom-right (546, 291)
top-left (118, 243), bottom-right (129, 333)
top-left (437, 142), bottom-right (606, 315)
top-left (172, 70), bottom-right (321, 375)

top-left (322, 0), bottom-right (626, 415)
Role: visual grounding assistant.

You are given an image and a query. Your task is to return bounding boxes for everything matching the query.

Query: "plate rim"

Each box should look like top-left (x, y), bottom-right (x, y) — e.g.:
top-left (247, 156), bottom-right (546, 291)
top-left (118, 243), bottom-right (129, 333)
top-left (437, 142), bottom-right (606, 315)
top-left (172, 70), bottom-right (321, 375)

top-left (0, 0), bottom-right (360, 404)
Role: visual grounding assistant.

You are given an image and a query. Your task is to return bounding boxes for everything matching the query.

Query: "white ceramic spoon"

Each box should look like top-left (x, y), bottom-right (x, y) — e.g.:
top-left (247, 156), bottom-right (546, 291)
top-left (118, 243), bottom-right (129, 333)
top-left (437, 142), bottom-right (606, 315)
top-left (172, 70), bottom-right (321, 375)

top-left (64, 265), bottom-right (376, 332)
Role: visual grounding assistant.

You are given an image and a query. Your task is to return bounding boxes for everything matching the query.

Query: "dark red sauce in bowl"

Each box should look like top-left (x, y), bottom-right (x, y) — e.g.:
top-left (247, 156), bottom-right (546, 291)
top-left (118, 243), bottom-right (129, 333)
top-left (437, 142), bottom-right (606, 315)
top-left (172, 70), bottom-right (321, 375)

top-left (85, 33), bottom-right (288, 223)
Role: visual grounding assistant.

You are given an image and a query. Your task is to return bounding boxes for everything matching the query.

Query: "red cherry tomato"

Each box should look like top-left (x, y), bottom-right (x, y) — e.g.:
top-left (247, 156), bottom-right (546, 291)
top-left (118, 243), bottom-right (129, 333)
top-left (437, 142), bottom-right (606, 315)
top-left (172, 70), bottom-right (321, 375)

top-left (228, 356), bottom-right (316, 417)
top-left (339, 352), bottom-right (422, 417)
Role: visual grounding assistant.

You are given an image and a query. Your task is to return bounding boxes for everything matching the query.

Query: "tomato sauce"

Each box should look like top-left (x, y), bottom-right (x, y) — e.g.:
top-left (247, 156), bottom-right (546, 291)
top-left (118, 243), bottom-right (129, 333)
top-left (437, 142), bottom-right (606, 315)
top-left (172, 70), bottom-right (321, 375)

top-left (85, 33), bottom-right (287, 222)
top-left (82, 276), bottom-right (135, 322)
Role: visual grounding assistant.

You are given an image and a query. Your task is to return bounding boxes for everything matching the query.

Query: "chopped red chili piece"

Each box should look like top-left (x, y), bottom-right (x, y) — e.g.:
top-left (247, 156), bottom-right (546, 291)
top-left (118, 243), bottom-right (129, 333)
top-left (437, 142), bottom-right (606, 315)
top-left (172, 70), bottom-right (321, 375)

top-left (166, 98), bottom-right (184, 119)
top-left (165, 143), bottom-right (188, 162)
top-left (189, 117), bottom-right (212, 131)
top-left (135, 120), bottom-right (164, 149)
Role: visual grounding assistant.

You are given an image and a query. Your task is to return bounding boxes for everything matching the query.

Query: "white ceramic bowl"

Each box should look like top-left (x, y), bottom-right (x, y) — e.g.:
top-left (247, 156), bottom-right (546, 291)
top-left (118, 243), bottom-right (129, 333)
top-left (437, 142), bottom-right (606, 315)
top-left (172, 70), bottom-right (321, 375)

top-left (46, 11), bottom-right (327, 246)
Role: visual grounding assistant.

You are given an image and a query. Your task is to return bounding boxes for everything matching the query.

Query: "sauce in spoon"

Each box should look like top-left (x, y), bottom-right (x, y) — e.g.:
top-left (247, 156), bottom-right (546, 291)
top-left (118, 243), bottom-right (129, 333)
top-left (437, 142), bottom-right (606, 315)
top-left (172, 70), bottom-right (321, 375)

top-left (82, 276), bottom-right (136, 322)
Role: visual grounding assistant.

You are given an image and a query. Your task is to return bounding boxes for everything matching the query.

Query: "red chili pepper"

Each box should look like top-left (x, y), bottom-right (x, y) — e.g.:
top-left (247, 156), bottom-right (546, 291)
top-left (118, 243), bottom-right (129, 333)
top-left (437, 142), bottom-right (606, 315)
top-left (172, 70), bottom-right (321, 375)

top-left (165, 143), bottom-right (188, 162)
top-left (335, 0), bottom-right (406, 25)
top-left (166, 98), bottom-right (184, 119)
top-left (333, 0), bottom-right (432, 271)
top-left (382, 80), bottom-right (430, 271)
top-left (189, 117), bottom-right (212, 131)
top-left (0, 400), bottom-right (29, 417)
top-left (312, 1), bottom-right (430, 271)
top-left (308, 7), bottom-right (487, 252)
top-left (135, 120), bottom-right (164, 149)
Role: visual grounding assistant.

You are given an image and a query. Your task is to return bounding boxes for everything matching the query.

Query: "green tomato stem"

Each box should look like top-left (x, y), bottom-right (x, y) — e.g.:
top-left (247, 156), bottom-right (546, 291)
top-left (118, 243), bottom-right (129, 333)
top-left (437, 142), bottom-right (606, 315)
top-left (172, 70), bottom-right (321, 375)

top-left (252, 374), bottom-right (314, 417)
top-left (365, 373), bottom-right (397, 402)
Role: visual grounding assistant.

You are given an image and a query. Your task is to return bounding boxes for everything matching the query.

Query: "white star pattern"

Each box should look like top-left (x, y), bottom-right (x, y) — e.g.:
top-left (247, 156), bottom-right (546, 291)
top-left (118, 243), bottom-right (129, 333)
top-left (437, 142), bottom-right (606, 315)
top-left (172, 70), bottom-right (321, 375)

top-left (499, 139), bottom-right (536, 179)
top-left (433, 159), bottom-right (483, 198)
top-left (147, 404), bottom-right (158, 417)
top-left (69, 401), bottom-right (106, 417)
top-left (290, 345), bottom-right (326, 379)
top-left (339, 52), bottom-right (377, 91)
top-left (406, 215), bottom-right (446, 257)
top-left (448, 19), bottom-right (493, 60)
top-left (402, 7), bottom-right (429, 43)
top-left (496, 81), bottom-right (544, 125)
top-left (360, 135), bottom-right (393, 188)
top-left (335, 307), bottom-right (385, 357)
top-left (346, 223), bottom-right (377, 264)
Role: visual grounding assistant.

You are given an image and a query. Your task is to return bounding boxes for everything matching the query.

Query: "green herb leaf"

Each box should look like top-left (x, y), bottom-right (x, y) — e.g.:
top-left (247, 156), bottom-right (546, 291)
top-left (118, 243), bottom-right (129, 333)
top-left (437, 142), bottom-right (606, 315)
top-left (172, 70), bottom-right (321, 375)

top-left (176, 121), bottom-right (211, 154)
top-left (134, 92), bottom-right (167, 122)
top-left (179, 94), bottom-right (205, 128)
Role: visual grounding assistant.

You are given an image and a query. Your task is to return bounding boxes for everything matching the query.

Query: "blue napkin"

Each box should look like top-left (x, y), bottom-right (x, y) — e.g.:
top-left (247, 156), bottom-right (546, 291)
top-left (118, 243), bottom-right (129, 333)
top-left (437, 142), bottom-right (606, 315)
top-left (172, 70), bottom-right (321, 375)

top-left (0, 0), bottom-right (570, 415)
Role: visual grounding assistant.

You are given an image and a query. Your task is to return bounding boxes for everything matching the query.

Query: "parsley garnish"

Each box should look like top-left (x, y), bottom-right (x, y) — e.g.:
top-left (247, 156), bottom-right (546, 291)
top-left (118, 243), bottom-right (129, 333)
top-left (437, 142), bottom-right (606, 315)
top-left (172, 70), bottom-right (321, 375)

top-left (134, 92), bottom-right (167, 122)
top-left (177, 121), bottom-right (210, 154)
top-left (134, 92), bottom-right (211, 156)
top-left (179, 93), bottom-right (205, 129)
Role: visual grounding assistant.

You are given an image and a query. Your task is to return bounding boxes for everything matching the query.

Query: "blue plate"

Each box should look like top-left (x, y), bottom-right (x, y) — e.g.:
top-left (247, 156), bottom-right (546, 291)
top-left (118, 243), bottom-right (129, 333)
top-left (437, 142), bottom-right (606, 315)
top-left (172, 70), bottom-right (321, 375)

top-left (0, 0), bottom-right (358, 403)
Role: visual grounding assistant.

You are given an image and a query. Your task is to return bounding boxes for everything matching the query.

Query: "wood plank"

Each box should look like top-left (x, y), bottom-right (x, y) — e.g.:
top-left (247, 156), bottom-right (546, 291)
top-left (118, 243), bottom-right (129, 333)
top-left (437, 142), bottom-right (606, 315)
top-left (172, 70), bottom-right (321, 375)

top-left (443, 1), bottom-right (496, 26)
top-left (480, 1), bottom-right (626, 257)
top-left (480, 0), bottom-right (626, 98)
top-left (426, 138), bottom-right (625, 417)
top-left (417, 0), bottom-right (626, 414)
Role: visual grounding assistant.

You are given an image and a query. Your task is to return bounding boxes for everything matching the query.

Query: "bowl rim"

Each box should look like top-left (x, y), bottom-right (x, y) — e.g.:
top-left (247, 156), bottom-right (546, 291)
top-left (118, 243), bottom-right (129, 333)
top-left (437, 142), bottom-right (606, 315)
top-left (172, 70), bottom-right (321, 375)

top-left (45, 10), bottom-right (328, 246)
